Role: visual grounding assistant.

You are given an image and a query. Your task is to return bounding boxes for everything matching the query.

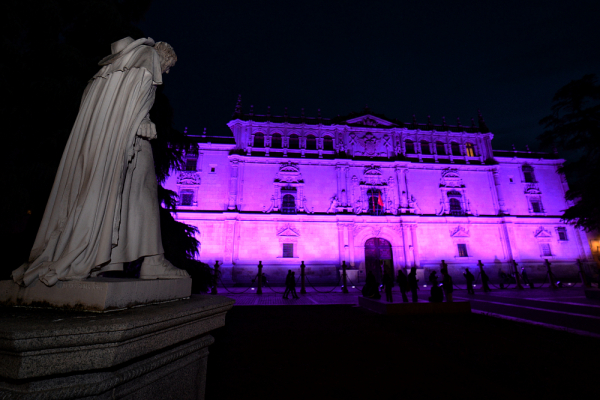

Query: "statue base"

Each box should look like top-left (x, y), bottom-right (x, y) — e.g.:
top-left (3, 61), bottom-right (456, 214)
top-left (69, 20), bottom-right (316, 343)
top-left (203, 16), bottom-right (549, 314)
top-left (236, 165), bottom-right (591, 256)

top-left (0, 277), bottom-right (192, 312)
top-left (0, 295), bottom-right (234, 400)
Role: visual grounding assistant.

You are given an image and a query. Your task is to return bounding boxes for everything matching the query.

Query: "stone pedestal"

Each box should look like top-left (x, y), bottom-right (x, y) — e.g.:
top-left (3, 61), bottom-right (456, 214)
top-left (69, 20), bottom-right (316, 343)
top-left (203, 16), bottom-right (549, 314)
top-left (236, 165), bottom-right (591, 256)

top-left (0, 278), bottom-right (192, 312)
top-left (0, 295), bottom-right (235, 399)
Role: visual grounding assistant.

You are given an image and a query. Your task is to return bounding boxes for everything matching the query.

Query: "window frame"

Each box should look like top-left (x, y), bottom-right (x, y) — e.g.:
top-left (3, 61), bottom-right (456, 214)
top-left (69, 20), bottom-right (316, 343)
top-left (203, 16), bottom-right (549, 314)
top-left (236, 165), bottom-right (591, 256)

top-left (282, 243), bottom-right (294, 258)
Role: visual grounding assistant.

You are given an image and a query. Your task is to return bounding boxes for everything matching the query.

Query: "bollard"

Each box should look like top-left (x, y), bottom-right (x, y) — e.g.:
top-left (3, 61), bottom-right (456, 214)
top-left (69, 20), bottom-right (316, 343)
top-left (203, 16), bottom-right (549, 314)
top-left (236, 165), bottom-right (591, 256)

top-left (512, 260), bottom-right (524, 290)
top-left (300, 261), bottom-right (307, 294)
top-left (257, 261), bottom-right (263, 295)
top-left (211, 261), bottom-right (220, 295)
top-left (341, 261), bottom-right (349, 293)
top-left (577, 259), bottom-right (591, 288)
top-left (545, 259), bottom-right (558, 289)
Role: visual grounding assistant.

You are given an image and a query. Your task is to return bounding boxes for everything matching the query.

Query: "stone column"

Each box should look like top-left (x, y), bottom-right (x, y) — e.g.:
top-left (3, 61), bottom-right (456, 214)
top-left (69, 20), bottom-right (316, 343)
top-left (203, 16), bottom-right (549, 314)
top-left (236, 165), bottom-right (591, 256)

top-left (336, 165), bottom-right (342, 202)
top-left (410, 224), bottom-right (420, 268)
top-left (395, 167), bottom-right (408, 210)
top-left (227, 160), bottom-right (239, 210)
top-left (337, 223), bottom-right (345, 265)
top-left (492, 168), bottom-right (507, 215)
top-left (347, 223), bottom-right (356, 267)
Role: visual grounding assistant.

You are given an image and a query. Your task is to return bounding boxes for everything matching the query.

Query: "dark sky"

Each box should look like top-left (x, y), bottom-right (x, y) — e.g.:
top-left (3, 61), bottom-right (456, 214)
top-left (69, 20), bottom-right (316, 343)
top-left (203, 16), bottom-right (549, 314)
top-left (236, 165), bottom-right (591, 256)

top-left (137, 0), bottom-right (599, 153)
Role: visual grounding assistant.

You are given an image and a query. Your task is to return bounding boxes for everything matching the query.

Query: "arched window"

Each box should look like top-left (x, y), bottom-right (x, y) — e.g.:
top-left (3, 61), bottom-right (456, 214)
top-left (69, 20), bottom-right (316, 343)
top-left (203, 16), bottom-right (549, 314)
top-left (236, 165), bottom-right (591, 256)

top-left (289, 134), bottom-right (299, 149)
top-left (323, 135), bottom-right (334, 150)
top-left (405, 140), bottom-right (415, 154)
top-left (271, 133), bottom-right (282, 148)
top-left (451, 142), bottom-right (461, 156)
top-left (436, 141), bottom-right (446, 155)
top-left (466, 142), bottom-right (476, 157)
top-left (522, 165), bottom-right (536, 183)
top-left (367, 189), bottom-right (384, 216)
top-left (447, 190), bottom-right (463, 216)
top-left (282, 194), bottom-right (296, 214)
top-left (421, 140), bottom-right (431, 155)
top-left (306, 134), bottom-right (317, 150)
top-left (253, 133), bottom-right (264, 148)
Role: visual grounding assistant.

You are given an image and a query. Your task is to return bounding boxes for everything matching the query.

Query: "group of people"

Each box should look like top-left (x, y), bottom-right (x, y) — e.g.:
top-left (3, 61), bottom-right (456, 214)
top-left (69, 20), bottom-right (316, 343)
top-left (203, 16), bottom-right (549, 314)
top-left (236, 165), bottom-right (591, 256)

top-left (283, 270), bottom-right (299, 299)
top-left (362, 266), bottom-right (420, 303)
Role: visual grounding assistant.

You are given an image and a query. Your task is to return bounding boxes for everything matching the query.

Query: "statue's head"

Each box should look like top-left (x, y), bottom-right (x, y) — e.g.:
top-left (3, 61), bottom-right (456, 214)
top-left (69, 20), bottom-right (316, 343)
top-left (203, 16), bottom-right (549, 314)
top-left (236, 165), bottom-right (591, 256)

top-left (154, 42), bottom-right (177, 74)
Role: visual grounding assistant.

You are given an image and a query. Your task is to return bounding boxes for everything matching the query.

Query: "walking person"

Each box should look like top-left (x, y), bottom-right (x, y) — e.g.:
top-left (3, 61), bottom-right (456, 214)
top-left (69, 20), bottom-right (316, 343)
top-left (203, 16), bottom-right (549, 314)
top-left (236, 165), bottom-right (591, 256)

top-left (464, 268), bottom-right (475, 295)
top-left (396, 269), bottom-right (409, 303)
top-left (521, 267), bottom-right (534, 288)
top-left (408, 267), bottom-right (419, 303)
top-left (428, 271), bottom-right (443, 302)
top-left (290, 271), bottom-right (299, 299)
top-left (382, 271), bottom-right (394, 302)
top-left (442, 269), bottom-right (454, 302)
top-left (283, 270), bottom-right (293, 299)
top-left (481, 269), bottom-right (491, 292)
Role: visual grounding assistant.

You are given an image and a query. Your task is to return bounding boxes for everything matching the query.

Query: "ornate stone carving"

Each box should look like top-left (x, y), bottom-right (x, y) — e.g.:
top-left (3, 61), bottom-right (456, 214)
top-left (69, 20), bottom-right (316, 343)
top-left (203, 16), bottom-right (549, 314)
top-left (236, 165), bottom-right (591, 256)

top-left (533, 226), bottom-right (552, 238)
top-left (278, 223), bottom-right (300, 237)
top-left (450, 226), bottom-right (470, 237)
top-left (440, 168), bottom-right (464, 188)
top-left (177, 171), bottom-right (201, 185)
top-left (357, 132), bottom-right (384, 158)
top-left (362, 165), bottom-right (383, 185)
top-left (275, 162), bottom-right (303, 183)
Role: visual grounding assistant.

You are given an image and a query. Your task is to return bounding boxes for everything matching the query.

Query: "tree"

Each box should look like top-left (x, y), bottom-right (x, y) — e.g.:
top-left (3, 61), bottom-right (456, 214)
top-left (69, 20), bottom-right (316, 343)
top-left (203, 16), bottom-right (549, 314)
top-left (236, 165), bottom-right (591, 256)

top-left (539, 74), bottom-right (600, 232)
top-left (1, 1), bottom-right (209, 288)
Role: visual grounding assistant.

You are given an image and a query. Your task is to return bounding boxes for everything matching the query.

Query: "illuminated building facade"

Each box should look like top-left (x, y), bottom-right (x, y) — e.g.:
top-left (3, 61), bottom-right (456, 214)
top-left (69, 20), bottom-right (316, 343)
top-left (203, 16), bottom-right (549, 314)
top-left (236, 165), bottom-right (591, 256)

top-left (164, 100), bottom-right (595, 284)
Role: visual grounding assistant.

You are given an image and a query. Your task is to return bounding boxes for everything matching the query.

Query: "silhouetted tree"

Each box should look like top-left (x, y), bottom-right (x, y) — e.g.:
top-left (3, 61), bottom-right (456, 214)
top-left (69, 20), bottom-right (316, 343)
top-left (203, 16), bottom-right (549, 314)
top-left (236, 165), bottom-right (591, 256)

top-left (539, 74), bottom-right (600, 232)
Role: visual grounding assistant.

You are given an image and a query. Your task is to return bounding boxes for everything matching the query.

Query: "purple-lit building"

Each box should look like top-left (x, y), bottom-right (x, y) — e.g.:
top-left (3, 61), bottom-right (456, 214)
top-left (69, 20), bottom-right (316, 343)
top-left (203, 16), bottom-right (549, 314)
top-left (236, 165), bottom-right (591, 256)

top-left (164, 102), bottom-right (595, 284)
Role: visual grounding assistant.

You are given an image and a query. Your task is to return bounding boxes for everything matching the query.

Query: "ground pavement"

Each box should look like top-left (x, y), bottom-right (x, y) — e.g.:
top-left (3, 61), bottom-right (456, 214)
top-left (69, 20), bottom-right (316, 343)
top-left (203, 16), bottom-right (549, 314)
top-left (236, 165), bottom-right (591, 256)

top-left (217, 282), bottom-right (600, 337)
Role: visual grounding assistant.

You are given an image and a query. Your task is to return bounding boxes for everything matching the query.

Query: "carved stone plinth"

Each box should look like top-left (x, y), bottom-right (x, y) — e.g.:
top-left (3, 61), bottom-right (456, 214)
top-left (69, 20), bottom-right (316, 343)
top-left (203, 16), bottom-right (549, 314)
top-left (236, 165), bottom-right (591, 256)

top-left (0, 278), bottom-right (192, 312)
top-left (0, 295), bottom-right (234, 399)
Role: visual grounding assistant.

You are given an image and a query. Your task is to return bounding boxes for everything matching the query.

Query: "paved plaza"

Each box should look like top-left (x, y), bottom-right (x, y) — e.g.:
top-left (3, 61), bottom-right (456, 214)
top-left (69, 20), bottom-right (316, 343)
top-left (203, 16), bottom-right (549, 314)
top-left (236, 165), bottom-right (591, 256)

top-left (216, 283), bottom-right (600, 337)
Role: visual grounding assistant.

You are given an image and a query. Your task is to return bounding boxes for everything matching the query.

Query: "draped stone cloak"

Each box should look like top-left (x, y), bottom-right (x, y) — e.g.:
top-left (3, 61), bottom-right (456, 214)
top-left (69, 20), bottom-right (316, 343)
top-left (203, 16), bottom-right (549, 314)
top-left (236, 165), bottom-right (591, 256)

top-left (12, 37), bottom-right (164, 287)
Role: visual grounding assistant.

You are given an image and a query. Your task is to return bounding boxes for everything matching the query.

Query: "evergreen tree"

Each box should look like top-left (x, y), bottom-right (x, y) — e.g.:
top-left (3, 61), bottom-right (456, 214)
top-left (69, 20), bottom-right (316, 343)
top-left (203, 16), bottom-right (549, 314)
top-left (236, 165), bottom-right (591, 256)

top-left (539, 74), bottom-right (600, 232)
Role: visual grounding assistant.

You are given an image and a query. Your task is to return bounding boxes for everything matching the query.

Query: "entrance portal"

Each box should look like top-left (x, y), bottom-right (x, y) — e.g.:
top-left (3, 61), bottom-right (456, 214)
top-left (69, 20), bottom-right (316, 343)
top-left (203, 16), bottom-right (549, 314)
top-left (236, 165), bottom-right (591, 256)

top-left (365, 238), bottom-right (393, 283)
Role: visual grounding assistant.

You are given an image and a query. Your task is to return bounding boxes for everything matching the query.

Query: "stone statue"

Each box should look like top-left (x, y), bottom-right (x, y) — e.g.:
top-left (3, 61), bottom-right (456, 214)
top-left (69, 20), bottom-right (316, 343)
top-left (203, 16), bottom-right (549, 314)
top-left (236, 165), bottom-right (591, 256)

top-left (12, 37), bottom-right (189, 287)
top-left (326, 195), bottom-right (338, 214)
top-left (408, 195), bottom-right (422, 215)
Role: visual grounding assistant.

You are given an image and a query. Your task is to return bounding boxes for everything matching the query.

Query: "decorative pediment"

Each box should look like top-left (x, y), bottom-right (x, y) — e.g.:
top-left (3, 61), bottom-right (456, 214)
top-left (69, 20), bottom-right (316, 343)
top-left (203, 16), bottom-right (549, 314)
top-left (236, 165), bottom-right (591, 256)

top-left (275, 162), bottom-right (303, 183)
top-left (450, 226), bottom-right (470, 237)
top-left (363, 165), bottom-right (382, 176)
top-left (345, 115), bottom-right (396, 127)
top-left (362, 165), bottom-right (384, 185)
top-left (177, 171), bottom-right (201, 185)
top-left (533, 226), bottom-right (552, 238)
top-left (277, 223), bottom-right (300, 237)
top-left (440, 168), bottom-right (464, 188)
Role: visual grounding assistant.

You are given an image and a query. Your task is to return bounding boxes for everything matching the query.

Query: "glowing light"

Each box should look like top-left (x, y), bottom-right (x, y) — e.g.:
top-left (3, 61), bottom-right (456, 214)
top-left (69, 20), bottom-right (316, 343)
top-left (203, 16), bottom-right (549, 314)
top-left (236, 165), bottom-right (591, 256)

top-left (423, 285), bottom-right (427, 287)
top-left (473, 285), bottom-right (476, 287)
top-left (352, 286), bottom-right (355, 288)
top-left (251, 288), bottom-right (255, 290)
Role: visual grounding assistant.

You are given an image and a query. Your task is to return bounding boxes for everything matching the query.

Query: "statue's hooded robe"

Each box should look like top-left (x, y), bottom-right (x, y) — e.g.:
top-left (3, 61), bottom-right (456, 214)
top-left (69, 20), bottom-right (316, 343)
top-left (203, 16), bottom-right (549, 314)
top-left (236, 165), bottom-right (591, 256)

top-left (13, 37), bottom-right (164, 287)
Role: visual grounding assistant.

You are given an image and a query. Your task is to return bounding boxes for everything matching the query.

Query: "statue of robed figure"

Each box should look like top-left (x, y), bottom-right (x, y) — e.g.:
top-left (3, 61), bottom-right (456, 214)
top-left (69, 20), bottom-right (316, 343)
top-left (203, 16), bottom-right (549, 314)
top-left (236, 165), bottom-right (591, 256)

top-left (12, 37), bottom-right (189, 287)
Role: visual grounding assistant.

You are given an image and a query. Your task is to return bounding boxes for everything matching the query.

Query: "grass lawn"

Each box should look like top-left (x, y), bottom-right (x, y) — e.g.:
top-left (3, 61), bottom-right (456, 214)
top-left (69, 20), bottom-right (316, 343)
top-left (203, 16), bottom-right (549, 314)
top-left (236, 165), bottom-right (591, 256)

top-left (206, 305), bottom-right (599, 399)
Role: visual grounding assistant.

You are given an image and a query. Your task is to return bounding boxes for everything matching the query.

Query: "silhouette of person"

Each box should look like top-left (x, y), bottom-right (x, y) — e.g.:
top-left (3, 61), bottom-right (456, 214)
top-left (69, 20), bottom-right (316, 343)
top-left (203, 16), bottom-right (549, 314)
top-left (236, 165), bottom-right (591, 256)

top-left (396, 269), bottom-right (409, 303)
top-left (283, 270), bottom-right (293, 299)
top-left (521, 267), bottom-right (534, 289)
top-left (290, 271), bottom-right (299, 299)
top-left (407, 267), bottom-right (419, 303)
top-left (442, 269), bottom-right (454, 302)
top-left (464, 268), bottom-right (475, 294)
top-left (428, 271), bottom-right (443, 302)
top-left (362, 271), bottom-right (381, 299)
top-left (481, 269), bottom-right (491, 292)
top-left (382, 271), bottom-right (394, 302)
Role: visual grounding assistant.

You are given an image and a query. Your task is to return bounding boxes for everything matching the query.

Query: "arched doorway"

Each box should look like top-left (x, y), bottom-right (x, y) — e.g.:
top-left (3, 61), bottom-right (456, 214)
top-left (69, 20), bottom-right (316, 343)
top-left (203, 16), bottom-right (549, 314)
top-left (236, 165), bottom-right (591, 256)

top-left (365, 238), bottom-right (393, 284)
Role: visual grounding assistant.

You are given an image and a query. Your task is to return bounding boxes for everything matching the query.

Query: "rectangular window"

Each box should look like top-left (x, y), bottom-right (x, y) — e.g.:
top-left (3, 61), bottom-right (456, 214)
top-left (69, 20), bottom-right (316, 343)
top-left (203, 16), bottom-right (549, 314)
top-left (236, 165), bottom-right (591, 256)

top-left (531, 200), bottom-right (541, 213)
top-left (557, 228), bottom-right (568, 241)
top-left (457, 244), bottom-right (468, 257)
top-left (283, 243), bottom-right (294, 258)
top-left (181, 192), bottom-right (193, 206)
top-left (541, 243), bottom-right (552, 256)
top-left (184, 158), bottom-right (197, 171)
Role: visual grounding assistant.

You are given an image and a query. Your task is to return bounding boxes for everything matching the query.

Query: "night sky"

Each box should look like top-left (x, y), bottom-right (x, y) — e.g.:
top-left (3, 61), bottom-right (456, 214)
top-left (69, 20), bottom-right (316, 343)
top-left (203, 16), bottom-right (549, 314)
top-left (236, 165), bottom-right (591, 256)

top-left (136, 0), bottom-right (599, 153)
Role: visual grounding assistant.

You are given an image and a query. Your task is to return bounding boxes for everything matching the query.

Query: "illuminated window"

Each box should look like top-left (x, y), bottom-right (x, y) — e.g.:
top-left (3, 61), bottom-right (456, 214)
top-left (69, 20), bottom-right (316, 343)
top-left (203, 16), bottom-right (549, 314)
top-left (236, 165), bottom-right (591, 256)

top-left (271, 133), bottom-right (282, 148)
top-left (466, 143), bottom-right (475, 157)
top-left (540, 243), bottom-right (552, 256)
top-left (457, 244), bottom-right (468, 257)
top-left (367, 189), bottom-right (384, 216)
top-left (181, 190), bottom-right (193, 206)
top-left (184, 158), bottom-right (197, 171)
top-left (283, 243), bottom-right (294, 258)
top-left (253, 133), bottom-right (264, 148)
top-left (557, 227), bottom-right (568, 241)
